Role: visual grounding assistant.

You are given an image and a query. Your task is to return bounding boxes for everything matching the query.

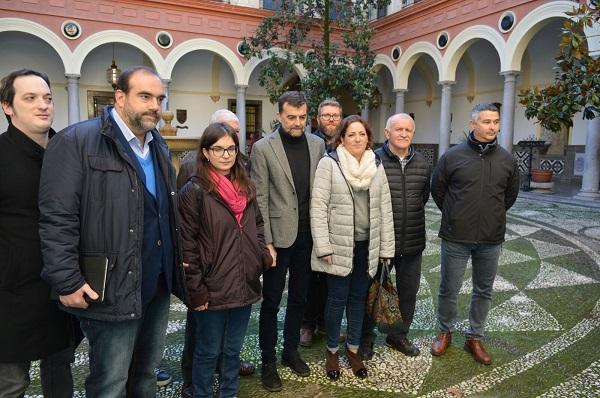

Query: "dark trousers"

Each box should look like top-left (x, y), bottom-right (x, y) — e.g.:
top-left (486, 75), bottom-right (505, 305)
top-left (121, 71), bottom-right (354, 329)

top-left (181, 309), bottom-right (195, 385)
top-left (192, 305), bottom-right (251, 398)
top-left (79, 283), bottom-right (170, 398)
top-left (363, 253), bottom-right (422, 341)
top-left (0, 346), bottom-right (74, 398)
top-left (259, 231), bottom-right (312, 364)
top-left (302, 270), bottom-right (327, 331)
top-left (325, 241), bottom-right (370, 350)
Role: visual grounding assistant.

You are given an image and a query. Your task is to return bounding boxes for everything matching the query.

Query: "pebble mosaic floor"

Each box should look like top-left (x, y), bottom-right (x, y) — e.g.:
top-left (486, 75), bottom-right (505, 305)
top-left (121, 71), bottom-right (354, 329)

top-left (26, 197), bottom-right (600, 397)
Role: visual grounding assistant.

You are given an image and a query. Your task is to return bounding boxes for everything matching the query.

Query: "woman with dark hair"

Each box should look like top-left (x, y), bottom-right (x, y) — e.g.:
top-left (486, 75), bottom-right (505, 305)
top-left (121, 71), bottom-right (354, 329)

top-left (310, 115), bottom-right (395, 380)
top-left (177, 122), bottom-right (272, 398)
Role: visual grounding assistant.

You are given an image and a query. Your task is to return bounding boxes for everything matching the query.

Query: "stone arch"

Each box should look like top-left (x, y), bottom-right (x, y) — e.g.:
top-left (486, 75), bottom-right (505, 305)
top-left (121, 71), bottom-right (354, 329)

top-left (443, 25), bottom-right (506, 81)
top-left (166, 38), bottom-right (244, 84)
top-left (73, 30), bottom-right (165, 77)
top-left (0, 18), bottom-right (72, 73)
top-left (396, 41), bottom-right (443, 90)
top-left (506, 1), bottom-right (573, 72)
top-left (373, 53), bottom-right (398, 89)
top-left (243, 48), bottom-right (306, 85)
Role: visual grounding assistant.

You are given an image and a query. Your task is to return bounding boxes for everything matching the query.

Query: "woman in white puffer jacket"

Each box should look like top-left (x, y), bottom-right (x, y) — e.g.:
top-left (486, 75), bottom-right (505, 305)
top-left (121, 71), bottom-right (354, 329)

top-left (310, 115), bottom-right (395, 381)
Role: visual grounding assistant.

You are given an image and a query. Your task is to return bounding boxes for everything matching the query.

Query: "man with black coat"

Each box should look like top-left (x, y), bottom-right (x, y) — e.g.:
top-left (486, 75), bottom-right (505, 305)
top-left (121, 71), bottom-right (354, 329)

top-left (0, 69), bottom-right (75, 397)
top-left (360, 113), bottom-right (431, 359)
top-left (430, 103), bottom-right (519, 365)
top-left (39, 66), bottom-right (187, 396)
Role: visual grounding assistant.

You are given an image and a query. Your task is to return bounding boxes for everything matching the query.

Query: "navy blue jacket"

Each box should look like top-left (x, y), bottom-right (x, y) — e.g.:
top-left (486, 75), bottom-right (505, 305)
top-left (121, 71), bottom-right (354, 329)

top-left (39, 107), bottom-right (187, 321)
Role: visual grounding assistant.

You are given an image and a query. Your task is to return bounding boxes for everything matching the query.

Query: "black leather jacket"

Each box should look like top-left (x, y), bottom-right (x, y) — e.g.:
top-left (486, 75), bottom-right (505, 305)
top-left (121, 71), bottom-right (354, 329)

top-left (39, 107), bottom-right (187, 321)
top-left (431, 133), bottom-right (520, 244)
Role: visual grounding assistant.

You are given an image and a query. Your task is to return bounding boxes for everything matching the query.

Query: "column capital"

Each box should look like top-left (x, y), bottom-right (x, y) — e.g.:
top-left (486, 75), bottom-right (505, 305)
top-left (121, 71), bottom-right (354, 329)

top-left (393, 88), bottom-right (408, 93)
top-left (161, 78), bottom-right (171, 84)
top-left (499, 70), bottom-right (520, 78)
top-left (437, 80), bottom-right (455, 87)
top-left (65, 74), bottom-right (81, 79)
top-left (235, 84), bottom-right (249, 91)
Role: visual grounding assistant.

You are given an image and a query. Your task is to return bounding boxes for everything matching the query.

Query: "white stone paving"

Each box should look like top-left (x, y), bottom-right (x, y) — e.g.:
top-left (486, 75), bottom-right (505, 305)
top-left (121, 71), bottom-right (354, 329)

top-left (527, 238), bottom-right (580, 259)
top-left (525, 261), bottom-right (599, 290)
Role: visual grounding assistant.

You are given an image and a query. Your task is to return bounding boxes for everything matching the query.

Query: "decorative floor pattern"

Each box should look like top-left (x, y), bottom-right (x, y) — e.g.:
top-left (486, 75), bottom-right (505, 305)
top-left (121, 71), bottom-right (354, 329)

top-left (25, 197), bottom-right (600, 397)
top-left (537, 360), bottom-right (600, 397)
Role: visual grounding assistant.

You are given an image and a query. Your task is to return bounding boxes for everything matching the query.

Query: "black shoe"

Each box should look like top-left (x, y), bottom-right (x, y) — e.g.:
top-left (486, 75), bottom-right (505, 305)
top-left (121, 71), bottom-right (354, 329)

top-left (386, 335), bottom-right (420, 357)
top-left (261, 362), bottom-right (282, 392)
top-left (281, 350), bottom-right (310, 377)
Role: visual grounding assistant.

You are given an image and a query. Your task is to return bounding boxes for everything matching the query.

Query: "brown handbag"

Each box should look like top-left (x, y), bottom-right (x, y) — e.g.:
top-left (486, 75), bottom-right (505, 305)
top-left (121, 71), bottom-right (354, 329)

top-left (367, 260), bottom-right (403, 332)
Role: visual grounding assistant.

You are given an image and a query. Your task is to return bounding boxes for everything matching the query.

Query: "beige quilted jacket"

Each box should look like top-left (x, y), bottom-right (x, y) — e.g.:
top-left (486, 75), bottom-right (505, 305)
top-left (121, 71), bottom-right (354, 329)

top-left (310, 153), bottom-right (395, 277)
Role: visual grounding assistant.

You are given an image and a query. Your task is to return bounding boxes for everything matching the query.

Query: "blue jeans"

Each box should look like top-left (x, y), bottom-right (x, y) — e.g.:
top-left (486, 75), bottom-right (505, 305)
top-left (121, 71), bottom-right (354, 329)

top-left (192, 305), bottom-right (251, 398)
top-left (259, 231), bottom-right (312, 363)
top-left (325, 241), bottom-right (370, 351)
top-left (437, 240), bottom-right (501, 339)
top-left (0, 346), bottom-right (74, 398)
top-left (78, 288), bottom-right (170, 398)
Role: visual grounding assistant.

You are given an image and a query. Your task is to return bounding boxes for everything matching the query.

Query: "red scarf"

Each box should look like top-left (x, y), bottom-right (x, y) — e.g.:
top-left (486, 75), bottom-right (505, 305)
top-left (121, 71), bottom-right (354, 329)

top-left (209, 168), bottom-right (247, 226)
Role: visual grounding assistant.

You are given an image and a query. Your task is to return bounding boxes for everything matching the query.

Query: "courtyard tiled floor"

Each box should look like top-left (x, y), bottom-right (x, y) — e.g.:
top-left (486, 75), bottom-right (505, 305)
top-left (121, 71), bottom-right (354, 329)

top-left (27, 196), bottom-right (600, 397)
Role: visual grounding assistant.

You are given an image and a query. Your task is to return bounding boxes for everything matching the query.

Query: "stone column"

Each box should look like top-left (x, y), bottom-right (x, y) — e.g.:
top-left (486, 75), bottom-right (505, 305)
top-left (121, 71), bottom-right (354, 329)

top-left (65, 74), bottom-right (80, 125)
top-left (361, 105), bottom-right (369, 121)
top-left (576, 117), bottom-right (600, 199)
top-left (438, 81), bottom-right (454, 158)
top-left (394, 89), bottom-right (407, 114)
top-left (236, 84), bottom-right (248, 155)
top-left (161, 79), bottom-right (170, 112)
top-left (499, 71), bottom-right (519, 153)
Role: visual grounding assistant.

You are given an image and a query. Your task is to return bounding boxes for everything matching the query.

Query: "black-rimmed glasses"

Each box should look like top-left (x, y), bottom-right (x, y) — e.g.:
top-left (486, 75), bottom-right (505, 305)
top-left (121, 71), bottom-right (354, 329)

top-left (209, 146), bottom-right (238, 157)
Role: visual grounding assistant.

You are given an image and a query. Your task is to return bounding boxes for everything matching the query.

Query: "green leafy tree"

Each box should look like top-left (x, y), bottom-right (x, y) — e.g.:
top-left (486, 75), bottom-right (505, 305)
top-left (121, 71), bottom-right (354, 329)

top-left (519, 3), bottom-right (600, 132)
top-left (242, 0), bottom-right (390, 117)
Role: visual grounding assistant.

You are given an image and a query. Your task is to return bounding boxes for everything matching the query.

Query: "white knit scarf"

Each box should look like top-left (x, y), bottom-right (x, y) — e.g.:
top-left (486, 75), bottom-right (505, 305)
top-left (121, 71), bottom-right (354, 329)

top-left (336, 145), bottom-right (377, 191)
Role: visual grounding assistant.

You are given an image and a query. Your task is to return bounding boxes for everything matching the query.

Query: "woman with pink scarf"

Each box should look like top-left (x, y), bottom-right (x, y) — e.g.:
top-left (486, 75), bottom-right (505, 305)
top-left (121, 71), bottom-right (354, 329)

top-left (177, 123), bottom-right (272, 398)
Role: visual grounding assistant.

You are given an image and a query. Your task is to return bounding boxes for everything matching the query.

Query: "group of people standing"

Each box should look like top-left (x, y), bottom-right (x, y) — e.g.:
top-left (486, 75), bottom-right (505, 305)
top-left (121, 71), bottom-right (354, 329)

top-left (0, 65), bottom-right (519, 398)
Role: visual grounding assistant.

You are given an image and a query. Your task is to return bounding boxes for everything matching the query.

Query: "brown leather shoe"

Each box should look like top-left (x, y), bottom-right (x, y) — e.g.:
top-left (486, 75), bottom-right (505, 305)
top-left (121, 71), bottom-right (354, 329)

top-left (464, 339), bottom-right (492, 365)
top-left (325, 350), bottom-right (340, 380)
top-left (300, 327), bottom-right (314, 347)
top-left (346, 348), bottom-right (368, 378)
top-left (239, 361), bottom-right (256, 376)
top-left (431, 331), bottom-right (452, 356)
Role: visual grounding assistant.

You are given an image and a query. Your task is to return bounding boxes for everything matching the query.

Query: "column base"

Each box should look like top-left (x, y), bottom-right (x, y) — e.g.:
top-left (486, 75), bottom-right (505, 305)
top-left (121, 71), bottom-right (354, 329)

top-left (574, 189), bottom-right (600, 199)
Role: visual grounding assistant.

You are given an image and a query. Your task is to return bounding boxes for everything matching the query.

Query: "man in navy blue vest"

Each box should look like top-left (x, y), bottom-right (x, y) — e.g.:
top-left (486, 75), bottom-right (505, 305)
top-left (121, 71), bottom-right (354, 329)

top-left (39, 66), bottom-right (187, 397)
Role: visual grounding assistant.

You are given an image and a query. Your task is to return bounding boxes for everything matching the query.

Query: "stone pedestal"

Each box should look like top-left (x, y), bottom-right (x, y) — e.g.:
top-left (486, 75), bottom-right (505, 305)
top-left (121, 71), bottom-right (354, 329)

top-left (530, 181), bottom-right (554, 194)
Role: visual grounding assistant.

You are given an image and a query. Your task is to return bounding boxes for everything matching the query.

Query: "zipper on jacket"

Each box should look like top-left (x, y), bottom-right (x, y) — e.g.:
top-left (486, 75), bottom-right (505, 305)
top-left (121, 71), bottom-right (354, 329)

top-left (476, 154), bottom-right (485, 243)
top-left (400, 160), bottom-right (407, 255)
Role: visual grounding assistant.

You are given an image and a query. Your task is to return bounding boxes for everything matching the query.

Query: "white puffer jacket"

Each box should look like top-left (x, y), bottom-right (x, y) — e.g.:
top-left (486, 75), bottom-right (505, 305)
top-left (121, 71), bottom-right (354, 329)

top-left (310, 152), bottom-right (395, 277)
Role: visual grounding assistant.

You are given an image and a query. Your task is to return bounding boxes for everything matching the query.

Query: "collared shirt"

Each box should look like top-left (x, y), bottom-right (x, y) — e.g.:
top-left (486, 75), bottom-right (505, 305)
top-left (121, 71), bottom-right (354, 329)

top-left (398, 146), bottom-right (413, 172)
top-left (111, 108), bottom-right (153, 159)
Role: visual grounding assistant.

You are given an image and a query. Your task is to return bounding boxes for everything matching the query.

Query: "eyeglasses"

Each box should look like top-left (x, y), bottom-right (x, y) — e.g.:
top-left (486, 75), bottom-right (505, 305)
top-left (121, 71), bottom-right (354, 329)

top-left (209, 146), bottom-right (238, 157)
top-left (320, 114), bottom-right (341, 121)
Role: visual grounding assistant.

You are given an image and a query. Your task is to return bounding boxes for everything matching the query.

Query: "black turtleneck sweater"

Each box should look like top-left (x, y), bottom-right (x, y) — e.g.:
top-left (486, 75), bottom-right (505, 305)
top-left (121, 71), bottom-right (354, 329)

top-left (279, 127), bottom-right (311, 233)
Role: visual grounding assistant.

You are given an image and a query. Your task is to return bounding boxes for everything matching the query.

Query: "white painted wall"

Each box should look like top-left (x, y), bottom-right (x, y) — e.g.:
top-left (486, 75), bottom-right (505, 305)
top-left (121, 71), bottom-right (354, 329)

top-left (0, 32), bottom-right (69, 133)
top-left (0, 19), bottom-right (588, 146)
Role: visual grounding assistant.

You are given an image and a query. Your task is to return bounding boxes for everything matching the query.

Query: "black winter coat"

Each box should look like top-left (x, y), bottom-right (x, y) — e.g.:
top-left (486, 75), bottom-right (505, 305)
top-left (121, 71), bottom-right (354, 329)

top-left (0, 124), bottom-right (71, 362)
top-left (177, 178), bottom-right (272, 310)
top-left (39, 107), bottom-right (187, 321)
top-left (375, 143), bottom-right (431, 256)
top-left (431, 133), bottom-right (520, 244)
